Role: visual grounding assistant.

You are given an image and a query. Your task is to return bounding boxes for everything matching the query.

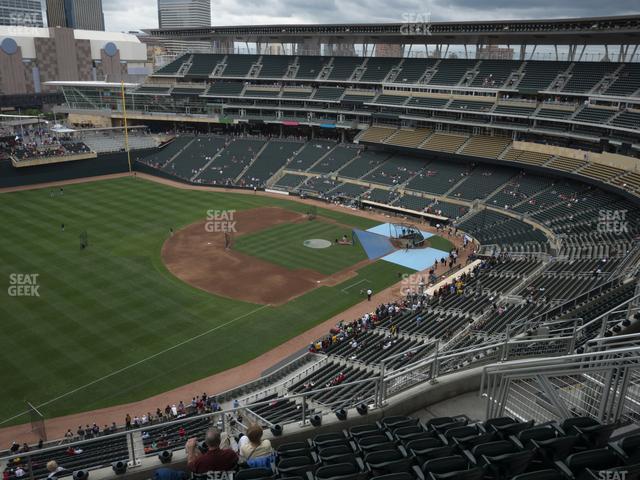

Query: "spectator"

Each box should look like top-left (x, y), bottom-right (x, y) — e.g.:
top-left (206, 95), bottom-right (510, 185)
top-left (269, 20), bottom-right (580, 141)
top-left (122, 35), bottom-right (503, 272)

top-left (239, 425), bottom-right (273, 467)
top-left (185, 428), bottom-right (238, 474)
top-left (46, 461), bottom-right (65, 480)
top-left (144, 440), bottom-right (158, 454)
top-left (14, 467), bottom-right (25, 478)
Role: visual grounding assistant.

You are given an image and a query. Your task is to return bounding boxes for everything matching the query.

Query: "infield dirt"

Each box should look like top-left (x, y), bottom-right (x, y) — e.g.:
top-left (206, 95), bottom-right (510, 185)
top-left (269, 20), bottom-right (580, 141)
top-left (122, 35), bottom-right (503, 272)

top-left (161, 206), bottom-right (371, 305)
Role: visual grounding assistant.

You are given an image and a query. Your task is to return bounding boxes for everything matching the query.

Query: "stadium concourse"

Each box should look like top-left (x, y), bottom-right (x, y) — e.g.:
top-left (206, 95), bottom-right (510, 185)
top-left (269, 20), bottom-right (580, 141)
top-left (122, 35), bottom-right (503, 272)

top-left (0, 173), bottom-right (472, 447)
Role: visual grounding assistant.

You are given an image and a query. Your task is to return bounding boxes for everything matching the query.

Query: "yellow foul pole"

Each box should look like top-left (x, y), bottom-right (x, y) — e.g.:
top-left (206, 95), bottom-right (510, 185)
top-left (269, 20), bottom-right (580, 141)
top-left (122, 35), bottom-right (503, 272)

top-left (120, 80), bottom-right (132, 173)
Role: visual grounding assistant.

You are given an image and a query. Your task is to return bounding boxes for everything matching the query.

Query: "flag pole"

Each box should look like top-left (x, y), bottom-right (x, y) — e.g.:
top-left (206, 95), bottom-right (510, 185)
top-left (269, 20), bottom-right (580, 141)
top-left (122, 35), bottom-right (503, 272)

top-left (120, 80), bottom-right (132, 174)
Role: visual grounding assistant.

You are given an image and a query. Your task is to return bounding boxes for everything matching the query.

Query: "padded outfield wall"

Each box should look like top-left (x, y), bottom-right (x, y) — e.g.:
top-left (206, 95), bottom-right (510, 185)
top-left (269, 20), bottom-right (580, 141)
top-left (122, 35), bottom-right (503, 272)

top-left (0, 150), bottom-right (156, 189)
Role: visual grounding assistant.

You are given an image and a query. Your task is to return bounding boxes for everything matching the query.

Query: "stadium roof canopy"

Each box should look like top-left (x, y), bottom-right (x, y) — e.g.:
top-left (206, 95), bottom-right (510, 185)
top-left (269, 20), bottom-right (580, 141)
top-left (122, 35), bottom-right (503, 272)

top-left (144, 15), bottom-right (640, 46)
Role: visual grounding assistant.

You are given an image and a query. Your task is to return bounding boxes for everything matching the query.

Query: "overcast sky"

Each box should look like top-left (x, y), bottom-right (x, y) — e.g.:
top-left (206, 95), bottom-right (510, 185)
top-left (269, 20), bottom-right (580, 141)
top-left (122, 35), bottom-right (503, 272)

top-left (103, 0), bottom-right (640, 33)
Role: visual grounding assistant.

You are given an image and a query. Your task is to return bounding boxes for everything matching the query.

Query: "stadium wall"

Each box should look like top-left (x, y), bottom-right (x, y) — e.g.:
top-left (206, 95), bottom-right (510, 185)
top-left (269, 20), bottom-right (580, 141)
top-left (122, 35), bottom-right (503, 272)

top-left (0, 150), bottom-right (153, 189)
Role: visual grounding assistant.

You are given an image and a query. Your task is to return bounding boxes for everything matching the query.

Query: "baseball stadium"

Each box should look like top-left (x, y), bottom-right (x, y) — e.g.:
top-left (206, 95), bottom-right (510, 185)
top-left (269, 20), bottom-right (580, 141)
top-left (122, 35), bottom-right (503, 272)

top-left (2, 9), bottom-right (640, 480)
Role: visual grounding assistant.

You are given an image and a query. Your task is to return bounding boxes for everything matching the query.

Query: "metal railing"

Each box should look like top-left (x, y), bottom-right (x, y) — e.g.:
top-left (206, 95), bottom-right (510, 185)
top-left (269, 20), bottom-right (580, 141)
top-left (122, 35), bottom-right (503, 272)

top-left (3, 320), bottom-right (637, 478)
top-left (481, 344), bottom-right (640, 426)
top-left (575, 292), bottom-right (640, 340)
top-left (380, 326), bottom-right (577, 400)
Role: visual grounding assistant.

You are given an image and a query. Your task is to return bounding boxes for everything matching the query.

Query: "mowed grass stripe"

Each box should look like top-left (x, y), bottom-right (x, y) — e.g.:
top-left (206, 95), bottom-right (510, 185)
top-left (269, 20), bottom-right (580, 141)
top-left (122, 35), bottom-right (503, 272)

top-left (234, 219), bottom-right (365, 275)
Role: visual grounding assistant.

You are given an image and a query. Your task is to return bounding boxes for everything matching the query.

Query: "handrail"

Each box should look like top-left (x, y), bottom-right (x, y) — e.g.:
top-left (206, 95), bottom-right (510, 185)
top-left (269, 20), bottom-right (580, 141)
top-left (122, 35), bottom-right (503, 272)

top-left (216, 351), bottom-right (317, 402)
top-left (585, 332), bottom-right (640, 352)
top-left (576, 291), bottom-right (640, 337)
top-left (1, 376), bottom-right (380, 464)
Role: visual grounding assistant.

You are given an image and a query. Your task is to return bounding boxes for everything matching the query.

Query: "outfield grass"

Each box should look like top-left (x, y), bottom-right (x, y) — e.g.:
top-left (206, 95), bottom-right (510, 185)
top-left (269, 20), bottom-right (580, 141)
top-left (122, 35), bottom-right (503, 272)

top-left (234, 219), bottom-right (367, 275)
top-left (426, 235), bottom-right (455, 254)
top-left (0, 177), bottom-right (413, 424)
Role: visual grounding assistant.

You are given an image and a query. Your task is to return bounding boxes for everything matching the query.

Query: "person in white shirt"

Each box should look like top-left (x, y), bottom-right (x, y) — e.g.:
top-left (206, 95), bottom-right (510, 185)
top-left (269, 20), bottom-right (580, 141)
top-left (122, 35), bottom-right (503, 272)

top-left (239, 424), bottom-right (273, 465)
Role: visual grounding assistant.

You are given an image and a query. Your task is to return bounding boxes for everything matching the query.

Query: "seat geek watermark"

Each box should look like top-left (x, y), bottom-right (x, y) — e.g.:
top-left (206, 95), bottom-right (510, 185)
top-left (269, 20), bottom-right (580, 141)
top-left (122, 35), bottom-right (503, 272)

top-left (8, 12), bottom-right (42, 35)
top-left (400, 12), bottom-right (433, 36)
top-left (599, 471), bottom-right (627, 480)
top-left (205, 210), bottom-right (237, 233)
top-left (8, 273), bottom-right (40, 297)
top-left (597, 209), bottom-right (629, 234)
top-left (199, 472), bottom-right (234, 480)
top-left (400, 273), bottom-right (427, 296)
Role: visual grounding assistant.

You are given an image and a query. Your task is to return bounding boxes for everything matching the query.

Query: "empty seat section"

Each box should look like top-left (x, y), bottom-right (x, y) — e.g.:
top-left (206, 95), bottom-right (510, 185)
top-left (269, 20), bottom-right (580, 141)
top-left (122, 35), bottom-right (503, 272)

top-left (460, 136), bottom-right (511, 159)
top-left (186, 54), bottom-right (224, 77)
top-left (394, 58), bottom-right (436, 84)
top-left (517, 61), bottom-right (570, 91)
top-left (385, 129), bottom-right (432, 149)
top-left (428, 59), bottom-right (477, 86)
top-left (221, 55), bottom-right (260, 77)
top-left (239, 140), bottom-right (303, 187)
top-left (420, 133), bottom-right (469, 153)
top-left (358, 126), bottom-right (396, 144)
top-left (295, 56), bottom-right (329, 79)
top-left (360, 57), bottom-right (400, 82)
top-left (309, 146), bottom-right (359, 174)
top-left (563, 62), bottom-right (619, 93)
top-left (328, 57), bottom-right (363, 80)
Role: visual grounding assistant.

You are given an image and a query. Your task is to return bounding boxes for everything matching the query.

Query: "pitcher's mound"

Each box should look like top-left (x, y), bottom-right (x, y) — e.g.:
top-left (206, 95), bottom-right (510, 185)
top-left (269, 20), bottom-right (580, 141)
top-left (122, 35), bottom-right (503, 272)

top-left (303, 239), bottom-right (332, 249)
top-left (161, 207), bottom-right (369, 305)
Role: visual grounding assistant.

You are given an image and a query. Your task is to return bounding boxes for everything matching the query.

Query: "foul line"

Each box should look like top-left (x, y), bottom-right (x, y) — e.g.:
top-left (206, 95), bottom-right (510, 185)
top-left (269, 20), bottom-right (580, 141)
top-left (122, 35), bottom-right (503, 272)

top-left (341, 278), bottom-right (372, 293)
top-left (0, 304), bottom-right (269, 426)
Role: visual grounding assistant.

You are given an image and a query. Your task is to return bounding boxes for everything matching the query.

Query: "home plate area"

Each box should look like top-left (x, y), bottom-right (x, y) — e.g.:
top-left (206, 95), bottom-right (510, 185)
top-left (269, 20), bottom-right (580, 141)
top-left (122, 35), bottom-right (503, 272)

top-left (353, 222), bottom-right (447, 271)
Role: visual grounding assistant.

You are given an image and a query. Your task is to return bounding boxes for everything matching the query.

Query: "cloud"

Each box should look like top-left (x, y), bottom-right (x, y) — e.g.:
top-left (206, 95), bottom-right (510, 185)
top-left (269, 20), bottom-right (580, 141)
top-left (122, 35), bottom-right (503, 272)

top-left (103, 0), bottom-right (158, 31)
top-left (102, 0), bottom-right (639, 32)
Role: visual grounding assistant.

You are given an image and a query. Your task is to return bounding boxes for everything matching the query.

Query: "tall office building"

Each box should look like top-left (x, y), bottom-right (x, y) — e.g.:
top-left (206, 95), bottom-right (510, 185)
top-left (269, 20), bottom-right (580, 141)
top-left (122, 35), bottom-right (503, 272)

top-left (46, 0), bottom-right (105, 31)
top-left (157, 0), bottom-right (212, 54)
top-left (0, 0), bottom-right (46, 28)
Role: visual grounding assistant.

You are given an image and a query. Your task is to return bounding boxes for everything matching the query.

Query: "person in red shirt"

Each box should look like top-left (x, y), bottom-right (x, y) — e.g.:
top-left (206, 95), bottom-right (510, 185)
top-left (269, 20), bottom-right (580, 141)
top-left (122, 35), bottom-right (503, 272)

top-left (185, 429), bottom-right (238, 474)
top-left (178, 426), bottom-right (186, 439)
